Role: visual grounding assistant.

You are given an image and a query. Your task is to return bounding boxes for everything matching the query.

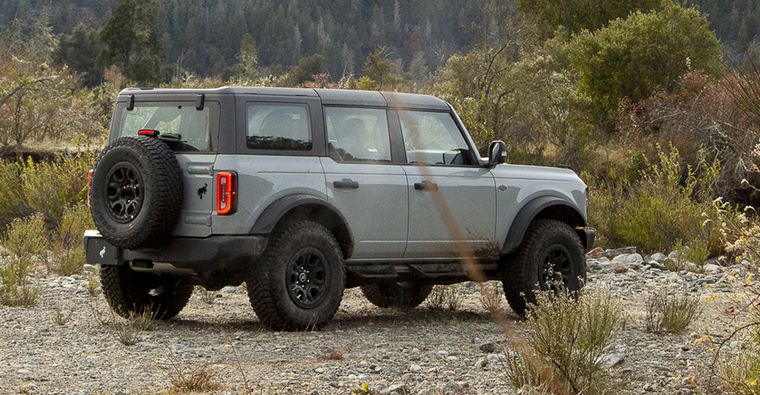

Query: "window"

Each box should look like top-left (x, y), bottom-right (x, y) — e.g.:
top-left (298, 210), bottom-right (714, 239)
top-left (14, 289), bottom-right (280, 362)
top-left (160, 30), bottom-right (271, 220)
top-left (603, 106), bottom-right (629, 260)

top-left (399, 111), bottom-right (472, 165)
top-left (247, 103), bottom-right (312, 151)
top-left (118, 102), bottom-right (215, 151)
top-left (325, 107), bottom-right (391, 162)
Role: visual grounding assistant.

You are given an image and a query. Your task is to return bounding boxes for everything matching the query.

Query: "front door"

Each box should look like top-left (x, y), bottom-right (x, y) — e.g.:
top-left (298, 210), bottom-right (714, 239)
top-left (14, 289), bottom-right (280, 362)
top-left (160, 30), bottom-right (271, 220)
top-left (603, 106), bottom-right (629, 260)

top-left (398, 110), bottom-right (497, 258)
top-left (321, 106), bottom-right (408, 259)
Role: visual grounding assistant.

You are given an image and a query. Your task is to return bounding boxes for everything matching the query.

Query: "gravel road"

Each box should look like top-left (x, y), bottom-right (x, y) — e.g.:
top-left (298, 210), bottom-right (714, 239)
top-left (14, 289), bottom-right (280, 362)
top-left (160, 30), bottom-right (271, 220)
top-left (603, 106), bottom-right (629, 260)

top-left (0, 250), bottom-right (752, 395)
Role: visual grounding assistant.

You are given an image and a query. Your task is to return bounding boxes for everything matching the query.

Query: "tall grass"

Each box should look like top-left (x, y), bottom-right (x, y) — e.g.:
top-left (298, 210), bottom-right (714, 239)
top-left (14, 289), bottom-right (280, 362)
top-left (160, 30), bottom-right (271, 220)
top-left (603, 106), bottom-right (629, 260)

top-left (0, 214), bottom-right (46, 306)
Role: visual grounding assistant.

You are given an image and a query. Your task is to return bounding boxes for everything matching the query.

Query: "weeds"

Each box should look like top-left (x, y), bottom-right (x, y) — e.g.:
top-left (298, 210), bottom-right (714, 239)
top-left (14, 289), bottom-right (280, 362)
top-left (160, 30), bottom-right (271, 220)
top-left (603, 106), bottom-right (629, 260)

top-left (0, 214), bottom-right (46, 306)
top-left (85, 270), bottom-right (100, 296)
top-left (196, 286), bottom-right (217, 305)
top-left (479, 282), bottom-right (504, 316)
top-left (167, 350), bottom-right (224, 393)
top-left (49, 304), bottom-right (72, 325)
top-left (645, 291), bottom-right (701, 334)
top-left (427, 284), bottom-right (464, 310)
top-left (94, 305), bottom-right (158, 346)
top-left (504, 290), bottom-right (622, 394)
top-left (52, 202), bottom-right (94, 275)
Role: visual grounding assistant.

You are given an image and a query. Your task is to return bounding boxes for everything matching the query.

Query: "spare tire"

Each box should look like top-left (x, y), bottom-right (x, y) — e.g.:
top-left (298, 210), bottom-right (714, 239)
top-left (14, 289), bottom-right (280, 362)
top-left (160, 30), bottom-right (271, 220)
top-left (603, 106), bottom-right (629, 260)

top-left (90, 136), bottom-right (183, 249)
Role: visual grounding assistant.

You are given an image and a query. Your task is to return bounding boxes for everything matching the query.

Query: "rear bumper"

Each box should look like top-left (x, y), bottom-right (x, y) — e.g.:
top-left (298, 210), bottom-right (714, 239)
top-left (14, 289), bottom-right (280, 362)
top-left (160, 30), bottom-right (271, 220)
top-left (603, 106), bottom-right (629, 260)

top-left (83, 230), bottom-right (267, 273)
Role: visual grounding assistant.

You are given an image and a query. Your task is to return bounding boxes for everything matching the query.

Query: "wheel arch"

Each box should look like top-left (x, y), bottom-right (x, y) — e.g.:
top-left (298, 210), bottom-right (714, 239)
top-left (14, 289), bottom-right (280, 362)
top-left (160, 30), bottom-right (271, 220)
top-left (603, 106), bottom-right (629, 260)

top-left (251, 194), bottom-right (354, 258)
top-left (501, 196), bottom-right (588, 255)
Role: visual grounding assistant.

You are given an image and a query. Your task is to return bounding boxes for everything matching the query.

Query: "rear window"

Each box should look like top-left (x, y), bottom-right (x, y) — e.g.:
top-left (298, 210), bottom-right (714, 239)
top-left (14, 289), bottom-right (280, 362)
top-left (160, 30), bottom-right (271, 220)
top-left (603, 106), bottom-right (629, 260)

top-left (116, 102), bottom-right (217, 151)
top-left (246, 103), bottom-right (312, 151)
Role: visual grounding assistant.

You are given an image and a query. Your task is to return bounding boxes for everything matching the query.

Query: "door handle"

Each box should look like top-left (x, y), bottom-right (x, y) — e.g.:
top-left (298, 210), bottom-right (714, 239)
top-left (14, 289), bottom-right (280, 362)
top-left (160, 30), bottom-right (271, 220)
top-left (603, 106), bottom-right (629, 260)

top-left (333, 179), bottom-right (359, 189)
top-left (414, 181), bottom-right (439, 191)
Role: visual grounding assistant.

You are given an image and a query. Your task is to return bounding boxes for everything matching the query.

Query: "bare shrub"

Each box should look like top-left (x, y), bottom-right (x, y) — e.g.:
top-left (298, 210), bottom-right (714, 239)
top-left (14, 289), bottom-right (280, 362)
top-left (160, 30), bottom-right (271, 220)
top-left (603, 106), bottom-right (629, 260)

top-left (167, 351), bottom-right (224, 393)
top-left (479, 282), bottom-right (504, 316)
top-left (504, 290), bottom-right (622, 394)
top-left (49, 304), bottom-right (71, 325)
top-left (645, 291), bottom-right (701, 334)
top-left (427, 284), bottom-right (464, 310)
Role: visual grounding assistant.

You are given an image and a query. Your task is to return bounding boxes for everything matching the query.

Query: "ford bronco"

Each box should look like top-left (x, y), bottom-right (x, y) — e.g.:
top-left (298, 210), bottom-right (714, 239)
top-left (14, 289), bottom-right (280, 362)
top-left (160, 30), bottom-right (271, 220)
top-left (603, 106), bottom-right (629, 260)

top-left (84, 87), bottom-right (594, 330)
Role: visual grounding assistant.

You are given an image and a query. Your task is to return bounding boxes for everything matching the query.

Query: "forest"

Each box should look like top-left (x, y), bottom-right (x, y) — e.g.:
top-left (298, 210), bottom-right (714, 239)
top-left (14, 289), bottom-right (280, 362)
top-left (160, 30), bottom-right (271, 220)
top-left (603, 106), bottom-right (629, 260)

top-left (0, 1), bottom-right (760, 393)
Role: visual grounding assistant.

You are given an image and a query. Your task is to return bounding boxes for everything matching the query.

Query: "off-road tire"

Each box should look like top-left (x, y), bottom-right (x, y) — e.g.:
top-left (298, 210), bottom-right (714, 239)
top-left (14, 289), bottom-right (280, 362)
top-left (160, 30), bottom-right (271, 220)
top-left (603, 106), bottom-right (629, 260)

top-left (247, 221), bottom-right (345, 331)
top-left (100, 265), bottom-right (193, 320)
top-left (502, 219), bottom-right (586, 316)
top-left (90, 136), bottom-right (183, 249)
top-left (360, 281), bottom-right (433, 308)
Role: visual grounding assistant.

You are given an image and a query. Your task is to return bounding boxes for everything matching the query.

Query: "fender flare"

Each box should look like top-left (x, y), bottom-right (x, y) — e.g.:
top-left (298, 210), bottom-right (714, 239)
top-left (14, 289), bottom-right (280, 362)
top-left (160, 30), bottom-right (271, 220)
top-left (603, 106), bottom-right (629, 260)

top-left (501, 196), bottom-right (587, 255)
top-left (250, 194), bottom-right (354, 249)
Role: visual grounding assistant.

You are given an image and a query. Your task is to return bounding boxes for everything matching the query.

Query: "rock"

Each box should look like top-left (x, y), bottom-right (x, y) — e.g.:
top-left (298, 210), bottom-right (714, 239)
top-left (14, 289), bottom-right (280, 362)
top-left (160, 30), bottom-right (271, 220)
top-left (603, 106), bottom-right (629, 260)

top-left (381, 384), bottom-right (407, 395)
top-left (612, 253), bottom-right (644, 265)
top-left (476, 357), bottom-right (488, 368)
top-left (486, 353), bottom-right (506, 364)
top-left (648, 261), bottom-right (667, 271)
top-left (589, 260), bottom-right (604, 272)
top-left (442, 381), bottom-right (464, 394)
top-left (628, 262), bottom-right (642, 271)
top-left (696, 277), bottom-right (717, 286)
top-left (478, 342), bottom-right (497, 353)
top-left (409, 363), bottom-right (422, 373)
top-left (593, 247), bottom-right (638, 259)
top-left (650, 252), bottom-right (667, 263)
top-left (601, 353), bottom-right (626, 368)
top-left (612, 262), bottom-right (629, 274)
top-left (703, 263), bottom-right (722, 274)
top-left (684, 262), bottom-right (701, 273)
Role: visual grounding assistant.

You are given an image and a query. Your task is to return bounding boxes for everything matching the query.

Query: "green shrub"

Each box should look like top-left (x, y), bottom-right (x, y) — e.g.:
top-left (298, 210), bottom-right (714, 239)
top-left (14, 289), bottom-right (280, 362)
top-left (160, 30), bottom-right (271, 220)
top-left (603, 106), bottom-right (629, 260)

top-left (504, 290), bottom-right (622, 394)
top-left (0, 214), bottom-right (46, 306)
top-left (21, 153), bottom-right (93, 224)
top-left (0, 161), bottom-right (24, 221)
top-left (645, 291), bottom-right (701, 334)
top-left (590, 145), bottom-right (719, 253)
top-left (52, 202), bottom-right (94, 275)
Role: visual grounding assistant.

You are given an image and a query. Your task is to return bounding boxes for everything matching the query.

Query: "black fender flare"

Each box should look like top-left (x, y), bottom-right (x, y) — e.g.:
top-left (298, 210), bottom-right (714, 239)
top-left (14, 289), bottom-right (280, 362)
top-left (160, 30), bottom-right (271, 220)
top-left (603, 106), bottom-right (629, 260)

top-left (250, 194), bottom-right (354, 253)
top-left (501, 196), bottom-right (587, 255)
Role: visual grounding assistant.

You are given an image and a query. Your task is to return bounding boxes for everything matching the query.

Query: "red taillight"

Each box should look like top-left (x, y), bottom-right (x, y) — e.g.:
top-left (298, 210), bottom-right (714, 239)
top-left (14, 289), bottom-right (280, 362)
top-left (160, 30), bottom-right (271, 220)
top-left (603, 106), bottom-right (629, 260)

top-left (138, 129), bottom-right (159, 137)
top-left (87, 169), bottom-right (94, 208)
top-left (216, 171), bottom-right (237, 215)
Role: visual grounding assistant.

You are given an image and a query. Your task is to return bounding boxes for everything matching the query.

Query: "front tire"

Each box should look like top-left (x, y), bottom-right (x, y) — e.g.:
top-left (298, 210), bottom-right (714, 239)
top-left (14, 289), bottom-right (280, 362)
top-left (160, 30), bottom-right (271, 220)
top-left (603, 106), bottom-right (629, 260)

top-left (247, 221), bottom-right (345, 331)
top-left (360, 281), bottom-right (433, 308)
top-left (100, 265), bottom-right (193, 319)
top-left (502, 219), bottom-right (586, 316)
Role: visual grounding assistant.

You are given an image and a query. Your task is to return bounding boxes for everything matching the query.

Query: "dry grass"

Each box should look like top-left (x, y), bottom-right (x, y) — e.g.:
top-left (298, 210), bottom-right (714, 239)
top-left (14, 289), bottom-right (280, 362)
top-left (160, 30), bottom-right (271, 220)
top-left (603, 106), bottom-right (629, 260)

top-left (85, 270), bottom-right (100, 296)
top-left (52, 202), bottom-right (94, 275)
top-left (504, 290), bottom-right (622, 394)
top-left (0, 214), bottom-right (46, 307)
top-left (196, 286), bottom-right (217, 305)
top-left (167, 351), bottom-right (224, 393)
top-left (427, 284), bottom-right (464, 310)
top-left (645, 291), bottom-right (701, 334)
top-left (49, 304), bottom-right (71, 325)
top-left (94, 305), bottom-right (158, 346)
top-left (318, 348), bottom-right (345, 361)
top-left (479, 282), bottom-right (504, 317)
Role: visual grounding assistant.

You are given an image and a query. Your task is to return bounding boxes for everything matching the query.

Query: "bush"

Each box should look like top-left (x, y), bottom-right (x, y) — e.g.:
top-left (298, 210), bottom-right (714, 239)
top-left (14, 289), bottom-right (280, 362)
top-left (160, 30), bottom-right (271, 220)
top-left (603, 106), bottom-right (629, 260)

top-left (504, 290), bottom-right (622, 394)
top-left (52, 202), bottom-right (94, 275)
top-left (427, 284), bottom-right (464, 310)
top-left (0, 214), bottom-right (46, 306)
top-left (21, 153), bottom-right (93, 224)
top-left (645, 291), bottom-right (701, 334)
top-left (590, 145), bottom-right (719, 253)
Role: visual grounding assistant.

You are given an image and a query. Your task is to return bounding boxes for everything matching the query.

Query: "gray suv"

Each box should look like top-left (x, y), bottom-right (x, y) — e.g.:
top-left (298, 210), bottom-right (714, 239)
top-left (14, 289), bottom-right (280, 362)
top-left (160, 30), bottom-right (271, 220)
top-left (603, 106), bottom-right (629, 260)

top-left (84, 87), bottom-right (594, 330)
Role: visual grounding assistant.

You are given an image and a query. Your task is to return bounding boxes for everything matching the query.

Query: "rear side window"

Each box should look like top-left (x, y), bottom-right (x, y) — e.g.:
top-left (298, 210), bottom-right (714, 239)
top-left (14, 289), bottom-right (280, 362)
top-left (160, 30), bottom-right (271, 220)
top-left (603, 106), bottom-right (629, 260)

top-left (117, 102), bottom-right (216, 151)
top-left (247, 103), bottom-right (312, 151)
top-left (325, 107), bottom-right (391, 163)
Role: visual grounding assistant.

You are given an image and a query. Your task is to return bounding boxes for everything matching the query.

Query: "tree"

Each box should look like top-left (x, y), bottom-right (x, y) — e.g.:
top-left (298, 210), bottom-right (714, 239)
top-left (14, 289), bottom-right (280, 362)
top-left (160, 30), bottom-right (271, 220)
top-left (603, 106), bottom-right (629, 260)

top-left (567, 2), bottom-right (724, 123)
top-left (517, 0), bottom-right (661, 35)
top-left (229, 33), bottom-right (261, 82)
top-left (362, 47), bottom-right (399, 90)
top-left (98, 0), bottom-right (163, 85)
top-left (55, 23), bottom-right (103, 86)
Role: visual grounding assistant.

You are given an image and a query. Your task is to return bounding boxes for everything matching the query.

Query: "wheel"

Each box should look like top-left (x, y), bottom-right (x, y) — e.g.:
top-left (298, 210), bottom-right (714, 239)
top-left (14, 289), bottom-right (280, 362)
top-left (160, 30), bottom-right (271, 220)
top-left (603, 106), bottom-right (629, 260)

top-left (90, 136), bottom-right (183, 249)
top-left (360, 281), bottom-right (433, 308)
top-left (502, 219), bottom-right (586, 316)
top-left (246, 221), bottom-right (345, 331)
top-left (100, 265), bottom-right (193, 319)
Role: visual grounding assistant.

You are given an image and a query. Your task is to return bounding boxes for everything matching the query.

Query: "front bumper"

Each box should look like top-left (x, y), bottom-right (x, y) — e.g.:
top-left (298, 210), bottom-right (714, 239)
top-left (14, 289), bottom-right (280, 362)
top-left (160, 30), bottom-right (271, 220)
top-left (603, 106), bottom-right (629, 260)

top-left (579, 229), bottom-right (596, 253)
top-left (83, 230), bottom-right (268, 273)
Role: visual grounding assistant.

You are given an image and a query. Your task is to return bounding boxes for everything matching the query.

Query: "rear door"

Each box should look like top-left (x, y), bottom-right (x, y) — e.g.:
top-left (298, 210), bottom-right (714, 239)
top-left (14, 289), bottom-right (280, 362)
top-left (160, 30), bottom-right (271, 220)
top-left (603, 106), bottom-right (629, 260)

top-left (320, 106), bottom-right (409, 259)
top-left (112, 96), bottom-right (221, 237)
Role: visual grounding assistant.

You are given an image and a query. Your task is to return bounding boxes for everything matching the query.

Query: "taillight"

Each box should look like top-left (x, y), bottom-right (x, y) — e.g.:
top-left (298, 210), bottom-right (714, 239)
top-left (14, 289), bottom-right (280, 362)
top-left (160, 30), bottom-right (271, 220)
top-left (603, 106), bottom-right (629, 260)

top-left (138, 129), bottom-right (159, 137)
top-left (87, 169), bottom-right (94, 208)
top-left (216, 171), bottom-right (237, 215)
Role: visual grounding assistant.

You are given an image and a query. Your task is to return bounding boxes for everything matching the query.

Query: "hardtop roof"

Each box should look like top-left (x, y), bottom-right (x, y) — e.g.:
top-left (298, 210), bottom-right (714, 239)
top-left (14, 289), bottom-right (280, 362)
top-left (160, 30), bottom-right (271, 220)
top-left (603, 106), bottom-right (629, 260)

top-left (119, 87), bottom-right (450, 110)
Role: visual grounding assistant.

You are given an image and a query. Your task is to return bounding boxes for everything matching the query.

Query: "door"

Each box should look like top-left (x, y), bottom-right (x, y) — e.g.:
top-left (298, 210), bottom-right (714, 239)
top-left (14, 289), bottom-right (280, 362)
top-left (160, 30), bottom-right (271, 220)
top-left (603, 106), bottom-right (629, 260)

top-left (321, 106), bottom-right (408, 259)
top-left (398, 110), bottom-right (497, 258)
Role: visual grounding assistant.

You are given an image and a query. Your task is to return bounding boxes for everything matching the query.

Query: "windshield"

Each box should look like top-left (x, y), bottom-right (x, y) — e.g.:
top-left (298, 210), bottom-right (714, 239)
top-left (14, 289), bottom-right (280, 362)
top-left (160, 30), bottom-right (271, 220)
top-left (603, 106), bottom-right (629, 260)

top-left (116, 102), bottom-right (217, 151)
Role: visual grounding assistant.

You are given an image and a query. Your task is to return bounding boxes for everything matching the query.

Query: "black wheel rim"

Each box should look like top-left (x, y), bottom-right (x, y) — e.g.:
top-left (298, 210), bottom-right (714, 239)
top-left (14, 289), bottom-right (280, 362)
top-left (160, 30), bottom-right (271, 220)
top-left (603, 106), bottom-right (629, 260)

top-left (286, 248), bottom-right (329, 309)
top-left (105, 162), bottom-right (144, 223)
top-left (539, 244), bottom-right (575, 292)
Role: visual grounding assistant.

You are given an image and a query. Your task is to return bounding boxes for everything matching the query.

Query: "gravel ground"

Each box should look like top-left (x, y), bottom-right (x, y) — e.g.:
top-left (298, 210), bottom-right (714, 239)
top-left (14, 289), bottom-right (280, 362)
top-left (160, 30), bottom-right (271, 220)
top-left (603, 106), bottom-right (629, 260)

top-left (0, 249), bottom-right (753, 395)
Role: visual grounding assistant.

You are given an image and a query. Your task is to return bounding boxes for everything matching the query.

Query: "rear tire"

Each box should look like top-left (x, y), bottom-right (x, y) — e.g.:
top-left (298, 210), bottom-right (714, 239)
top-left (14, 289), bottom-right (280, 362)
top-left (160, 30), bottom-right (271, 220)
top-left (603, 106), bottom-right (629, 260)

top-left (360, 281), bottom-right (433, 308)
top-left (100, 265), bottom-right (193, 320)
top-left (502, 219), bottom-right (586, 316)
top-left (246, 221), bottom-right (344, 331)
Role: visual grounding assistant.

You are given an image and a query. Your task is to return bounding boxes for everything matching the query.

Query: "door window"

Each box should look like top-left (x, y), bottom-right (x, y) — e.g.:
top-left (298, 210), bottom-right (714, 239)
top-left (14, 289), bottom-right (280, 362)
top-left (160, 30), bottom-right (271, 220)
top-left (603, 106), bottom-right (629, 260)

top-left (247, 103), bottom-right (312, 151)
top-left (325, 107), bottom-right (391, 163)
top-left (399, 111), bottom-right (473, 165)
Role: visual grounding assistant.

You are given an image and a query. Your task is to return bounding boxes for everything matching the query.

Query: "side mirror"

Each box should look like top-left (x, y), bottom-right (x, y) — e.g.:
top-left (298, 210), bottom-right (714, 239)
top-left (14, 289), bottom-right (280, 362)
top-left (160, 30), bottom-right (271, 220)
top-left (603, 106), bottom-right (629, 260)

top-left (487, 140), bottom-right (507, 166)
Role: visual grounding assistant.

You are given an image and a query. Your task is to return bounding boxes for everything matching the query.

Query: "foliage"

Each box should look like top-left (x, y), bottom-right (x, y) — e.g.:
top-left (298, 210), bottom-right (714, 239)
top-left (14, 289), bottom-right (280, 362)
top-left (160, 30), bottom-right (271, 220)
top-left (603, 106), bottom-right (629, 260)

top-left (645, 291), bottom-right (701, 333)
top-left (517, 0), bottom-right (660, 35)
top-left (0, 214), bottom-right (46, 307)
top-left (504, 290), bottom-right (622, 394)
top-left (590, 146), bottom-right (720, 253)
top-left (52, 202), bottom-right (94, 275)
top-left (568, 2), bottom-right (723, 123)
top-left (427, 284), bottom-right (464, 311)
top-left (228, 33), bottom-right (261, 82)
top-left (21, 153), bottom-right (94, 224)
top-left (98, 0), bottom-right (162, 85)
top-left (167, 352), bottom-right (225, 393)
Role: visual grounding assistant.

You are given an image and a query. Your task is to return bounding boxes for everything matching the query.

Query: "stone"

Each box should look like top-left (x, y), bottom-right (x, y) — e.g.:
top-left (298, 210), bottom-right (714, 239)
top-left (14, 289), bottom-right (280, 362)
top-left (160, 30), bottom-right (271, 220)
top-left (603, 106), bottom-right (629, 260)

top-left (650, 252), bottom-right (667, 263)
top-left (684, 262), bottom-right (701, 273)
top-left (381, 384), bottom-right (407, 395)
top-left (593, 247), bottom-right (638, 259)
top-left (703, 263), bottom-right (722, 274)
top-left (601, 353), bottom-right (626, 368)
top-left (476, 357), bottom-right (488, 368)
top-left (612, 262), bottom-right (629, 274)
top-left (612, 253), bottom-right (644, 265)
top-left (478, 342), bottom-right (497, 353)
top-left (648, 261), bottom-right (667, 271)
top-left (409, 363), bottom-right (422, 373)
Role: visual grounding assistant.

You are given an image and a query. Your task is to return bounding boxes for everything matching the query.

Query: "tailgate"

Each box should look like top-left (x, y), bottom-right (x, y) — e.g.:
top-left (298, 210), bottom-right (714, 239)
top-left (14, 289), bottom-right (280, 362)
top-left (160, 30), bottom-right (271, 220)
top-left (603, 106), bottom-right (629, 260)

top-left (173, 153), bottom-right (217, 237)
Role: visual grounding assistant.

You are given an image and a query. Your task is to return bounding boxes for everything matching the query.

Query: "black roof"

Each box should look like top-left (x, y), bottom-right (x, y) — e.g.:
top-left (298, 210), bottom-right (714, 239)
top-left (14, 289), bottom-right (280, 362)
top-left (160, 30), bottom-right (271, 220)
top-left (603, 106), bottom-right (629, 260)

top-left (119, 87), bottom-right (450, 110)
